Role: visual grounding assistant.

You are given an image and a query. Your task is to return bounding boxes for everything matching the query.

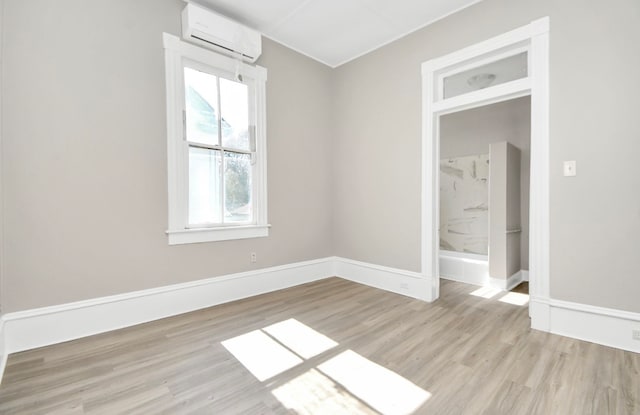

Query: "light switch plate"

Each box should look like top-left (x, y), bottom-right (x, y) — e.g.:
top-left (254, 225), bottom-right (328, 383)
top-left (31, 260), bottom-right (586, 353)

top-left (563, 160), bottom-right (576, 177)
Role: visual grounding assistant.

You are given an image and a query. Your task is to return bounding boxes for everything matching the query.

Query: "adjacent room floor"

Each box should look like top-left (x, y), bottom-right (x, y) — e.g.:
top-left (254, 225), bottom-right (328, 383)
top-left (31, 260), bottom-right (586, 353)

top-left (0, 278), bottom-right (637, 414)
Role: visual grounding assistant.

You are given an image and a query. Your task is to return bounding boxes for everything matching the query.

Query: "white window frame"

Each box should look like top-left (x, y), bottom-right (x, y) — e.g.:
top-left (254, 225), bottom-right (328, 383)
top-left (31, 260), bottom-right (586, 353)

top-left (163, 33), bottom-right (269, 245)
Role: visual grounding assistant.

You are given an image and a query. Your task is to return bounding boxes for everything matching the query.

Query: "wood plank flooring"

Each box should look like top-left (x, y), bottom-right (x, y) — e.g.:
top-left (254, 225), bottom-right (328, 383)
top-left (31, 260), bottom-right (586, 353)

top-left (0, 278), bottom-right (638, 414)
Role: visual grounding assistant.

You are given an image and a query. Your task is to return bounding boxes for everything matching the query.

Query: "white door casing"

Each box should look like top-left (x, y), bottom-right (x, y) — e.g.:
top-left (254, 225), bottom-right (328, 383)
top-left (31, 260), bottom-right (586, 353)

top-left (420, 18), bottom-right (550, 330)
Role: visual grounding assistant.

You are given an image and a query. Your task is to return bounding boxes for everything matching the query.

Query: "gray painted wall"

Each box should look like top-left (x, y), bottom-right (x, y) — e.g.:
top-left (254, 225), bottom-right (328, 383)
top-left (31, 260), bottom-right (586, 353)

top-left (1, 0), bottom-right (333, 311)
top-left (333, 0), bottom-right (640, 313)
top-left (2, 0), bottom-right (640, 316)
top-left (441, 97), bottom-right (530, 269)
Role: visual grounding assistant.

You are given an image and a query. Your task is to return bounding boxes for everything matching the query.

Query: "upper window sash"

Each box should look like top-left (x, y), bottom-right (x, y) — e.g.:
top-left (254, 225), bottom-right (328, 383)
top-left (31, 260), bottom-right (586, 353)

top-left (182, 60), bottom-right (257, 154)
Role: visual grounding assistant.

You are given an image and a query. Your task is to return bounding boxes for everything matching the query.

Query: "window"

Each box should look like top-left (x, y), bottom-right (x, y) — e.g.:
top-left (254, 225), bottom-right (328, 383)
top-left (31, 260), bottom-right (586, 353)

top-left (163, 33), bottom-right (268, 244)
top-left (440, 50), bottom-right (528, 99)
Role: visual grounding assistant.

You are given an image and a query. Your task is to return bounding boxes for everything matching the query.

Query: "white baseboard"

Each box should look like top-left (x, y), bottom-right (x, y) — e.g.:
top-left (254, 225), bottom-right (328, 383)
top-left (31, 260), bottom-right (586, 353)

top-left (1, 257), bottom-right (637, 386)
top-left (0, 256), bottom-right (436, 383)
top-left (530, 296), bottom-right (550, 331)
top-left (332, 257), bottom-right (434, 301)
top-left (0, 319), bottom-right (6, 385)
top-left (1, 258), bottom-right (334, 355)
top-left (441, 267), bottom-right (526, 292)
top-left (531, 297), bottom-right (640, 353)
top-left (439, 253), bottom-right (488, 287)
top-left (489, 270), bottom-right (525, 291)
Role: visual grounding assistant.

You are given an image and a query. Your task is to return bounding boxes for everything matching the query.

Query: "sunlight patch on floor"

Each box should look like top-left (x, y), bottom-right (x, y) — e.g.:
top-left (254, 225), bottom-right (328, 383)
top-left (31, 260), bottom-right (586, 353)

top-left (264, 318), bottom-right (338, 359)
top-left (498, 292), bottom-right (529, 306)
top-left (221, 330), bottom-right (302, 381)
top-left (318, 350), bottom-right (431, 415)
top-left (272, 369), bottom-right (376, 415)
top-left (224, 319), bottom-right (431, 414)
top-left (469, 286), bottom-right (502, 299)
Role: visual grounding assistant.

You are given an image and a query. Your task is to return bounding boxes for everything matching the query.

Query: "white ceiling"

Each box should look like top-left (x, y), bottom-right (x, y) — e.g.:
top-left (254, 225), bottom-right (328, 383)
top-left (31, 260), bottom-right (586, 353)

top-left (194, 0), bottom-right (484, 68)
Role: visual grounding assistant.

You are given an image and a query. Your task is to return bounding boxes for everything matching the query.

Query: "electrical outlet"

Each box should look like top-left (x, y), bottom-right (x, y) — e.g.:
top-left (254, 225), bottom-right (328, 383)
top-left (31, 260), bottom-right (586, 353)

top-left (633, 330), bottom-right (640, 341)
top-left (250, 252), bottom-right (257, 263)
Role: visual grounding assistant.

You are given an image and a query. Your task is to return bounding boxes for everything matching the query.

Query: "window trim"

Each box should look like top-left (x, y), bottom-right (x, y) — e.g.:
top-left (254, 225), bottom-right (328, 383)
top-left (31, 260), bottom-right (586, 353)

top-left (163, 33), bottom-right (269, 245)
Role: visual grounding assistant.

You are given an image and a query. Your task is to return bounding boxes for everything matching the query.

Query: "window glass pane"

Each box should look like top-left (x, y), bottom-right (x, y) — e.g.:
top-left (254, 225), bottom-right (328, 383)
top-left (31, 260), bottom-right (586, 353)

top-left (220, 78), bottom-right (250, 151)
top-left (443, 52), bottom-right (527, 99)
top-left (224, 152), bottom-right (252, 223)
top-left (189, 147), bottom-right (222, 225)
top-left (184, 67), bottom-right (219, 146)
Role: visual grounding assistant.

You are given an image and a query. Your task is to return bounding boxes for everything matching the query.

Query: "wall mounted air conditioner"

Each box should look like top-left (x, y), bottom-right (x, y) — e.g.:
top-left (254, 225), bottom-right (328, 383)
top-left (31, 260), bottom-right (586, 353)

top-left (181, 2), bottom-right (262, 63)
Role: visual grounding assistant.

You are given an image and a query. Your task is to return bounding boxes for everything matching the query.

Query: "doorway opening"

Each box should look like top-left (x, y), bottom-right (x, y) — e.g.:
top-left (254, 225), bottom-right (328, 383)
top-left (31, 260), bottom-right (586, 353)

top-left (439, 97), bottom-right (531, 295)
top-left (421, 18), bottom-right (550, 330)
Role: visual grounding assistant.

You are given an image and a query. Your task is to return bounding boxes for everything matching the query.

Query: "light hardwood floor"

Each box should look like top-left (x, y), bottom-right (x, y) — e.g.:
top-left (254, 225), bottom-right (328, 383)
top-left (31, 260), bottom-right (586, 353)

top-left (0, 278), bottom-right (638, 414)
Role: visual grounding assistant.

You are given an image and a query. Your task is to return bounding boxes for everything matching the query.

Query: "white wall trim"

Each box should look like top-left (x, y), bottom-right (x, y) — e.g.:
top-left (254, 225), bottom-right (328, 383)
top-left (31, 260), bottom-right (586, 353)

top-left (163, 33), bottom-right (269, 245)
top-left (0, 256), bottom-right (637, 384)
top-left (432, 78), bottom-right (531, 116)
top-left (420, 53), bottom-right (440, 302)
top-left (0, 0), bottom-right (6, 386)
top-left (0, 256), bottom-right (431, 359)
top-left (332, 257), bottom-right (432, 301)
top-left (527, 16), bottom-right (551, 322)
top-left (489, 270), bottom-right (524, 291)
top-left (0, 319), bottom-right (6, 385)
top-left (530, 297), bottom-right (550, 331)
top-left (421, 17), bottom-right (550, 328)
top-left (0, 256), bottom-right (432, 383)
top-left (1, 258), bottom-right (334, 355)
top-left (531, 297), bottom-right (640, 353)
top-left (422, 18), bottom-right (548, 72)
top-left (167, 225), bottom-right (270, 245)
top-left (439, 255), bottom-right (526, 292)
top-left (439, 251), bottom-right (489, 287)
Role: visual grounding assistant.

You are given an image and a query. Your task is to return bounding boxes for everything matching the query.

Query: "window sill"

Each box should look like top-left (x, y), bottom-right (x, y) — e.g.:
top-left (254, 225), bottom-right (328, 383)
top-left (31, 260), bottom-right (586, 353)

top-left (167, 225), bottom-right (270, 245)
